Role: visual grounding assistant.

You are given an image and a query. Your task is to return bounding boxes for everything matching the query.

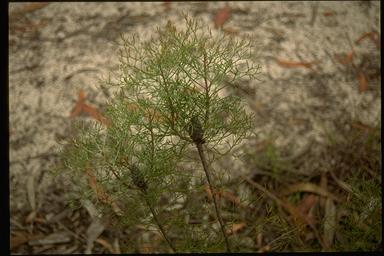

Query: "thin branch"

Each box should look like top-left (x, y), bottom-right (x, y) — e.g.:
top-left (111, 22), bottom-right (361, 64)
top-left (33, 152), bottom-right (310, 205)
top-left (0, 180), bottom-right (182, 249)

top-left (110, 162), bottom-right (177, 253)
top-left (203, 50), bottom-right (211, 127)
top-left (143, 195), bottom-right (177, 253)
top-left (195, 142), bottom-right (231, 252)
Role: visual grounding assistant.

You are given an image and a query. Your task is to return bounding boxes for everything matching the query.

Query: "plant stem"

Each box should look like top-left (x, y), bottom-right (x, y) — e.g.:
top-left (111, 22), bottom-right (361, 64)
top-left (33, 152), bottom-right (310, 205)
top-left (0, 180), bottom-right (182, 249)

top-left (143, 195), bottom-right (177, 253)
top-left (195, 142), bottom-right (231, 252)
top-left (109, 165), bottom-right (177, 252)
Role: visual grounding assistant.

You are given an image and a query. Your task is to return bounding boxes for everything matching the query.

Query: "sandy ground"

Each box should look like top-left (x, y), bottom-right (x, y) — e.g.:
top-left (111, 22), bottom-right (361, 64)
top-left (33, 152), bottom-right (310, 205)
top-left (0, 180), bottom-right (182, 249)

top-left (9, 2), bottom-right (380, 253)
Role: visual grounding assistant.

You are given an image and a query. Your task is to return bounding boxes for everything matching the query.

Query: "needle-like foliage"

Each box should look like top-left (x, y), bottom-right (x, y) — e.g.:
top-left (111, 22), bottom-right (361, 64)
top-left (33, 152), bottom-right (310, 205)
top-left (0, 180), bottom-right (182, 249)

top-left (59, 14), bottom-right (260, 253)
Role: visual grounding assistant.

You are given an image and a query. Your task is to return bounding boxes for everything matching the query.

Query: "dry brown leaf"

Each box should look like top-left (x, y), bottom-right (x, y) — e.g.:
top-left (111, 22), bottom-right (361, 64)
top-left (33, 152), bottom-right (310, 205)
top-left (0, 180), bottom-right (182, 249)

top-left (204, 186), bottom-right (248, 208)
top-left (96, 238), bottom-right (115, 253)
top-left (355, 31), bottom-right (380, 49)
top-left (204, 185), bottom-right (214, 201)
top-left (256, 233), bottom-right (263, 248)
top-left (220, 191), bottom-right (241, 207)
top-left (28, 232), bottom-right (72, 246)
top-left (323, 198), bottom-right (337, 249)
top-left (82, 104), bottom-right (111, 126)
top-left (323, 11), bottom-right (336, 17)
top-left (112, 238), bottom-right (121, 254)
top-left (69, 90), bottom-right (86, 117)
top-left (11, 232), bottom-right (44, 250)
top-left (258, 244), bottom-right (271, 253)
top-left (163, 1), bottom-right (171, 11)
top-left (69, 90), bottom-right (111, 126)
top-left (297, 194), bottom-right (319, 226)
top-left (351, 121), bottom-right (375, 132)
top-left (276, 58), bottom-right (318, 69)
top-left (226, 222), bottom-right (246, 235)
top-left (297, 194), bottom-right (318, 215)
top-left (357, 71), bottom-right (368, 93)
top-left (214, 6), bottom-right (231, 28)
top-left (281, 182), bottom-right (341, 202)
top-left (25, 211), bottom-right (37, 224)
top-left (334, 51), bottom-right (354, 65)
top-left (85, 219), bottom-right (106, 254)
top-left (26, 175), bottom-right (36, 211)
top-left (11, 3), bottom-right (49, 16)
top-left (139, 244), bottom-right (156, 253)
top-left (242, 176), bottom-right (326, 247)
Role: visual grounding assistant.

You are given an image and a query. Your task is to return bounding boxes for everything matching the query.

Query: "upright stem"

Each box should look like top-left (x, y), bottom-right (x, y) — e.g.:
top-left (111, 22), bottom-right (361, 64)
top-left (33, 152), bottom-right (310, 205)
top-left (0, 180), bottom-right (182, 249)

top-left (109, 164), bottom-right (177, 253)
top-left (143, 195), bottom-right (177, 253)
top-left (195, 143), bottom-right (231, 252)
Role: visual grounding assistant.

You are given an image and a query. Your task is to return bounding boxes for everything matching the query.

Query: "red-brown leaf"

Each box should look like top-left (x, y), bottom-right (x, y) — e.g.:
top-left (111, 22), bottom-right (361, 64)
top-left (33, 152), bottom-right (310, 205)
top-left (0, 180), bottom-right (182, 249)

top-left (323, 11), bottom-right (336, 17)
top-left (163, 1), bottom-right (171, 11)
top-left (355, 31), bottom-right (380, 49)
top-left (334, 51), bottom-right (354, 65)
top-left (226, 222), bottom-right (246, 235)
top-left (214, 6), bottom-right (231, 28)
top-left (69, 90), bottom-right (110, 126)
top-left (297, 194), bottom-right (318, 215)
top-left (69, 90), bottom-right (86, 117)
top-left (357, 71), bottom-right (368, 93)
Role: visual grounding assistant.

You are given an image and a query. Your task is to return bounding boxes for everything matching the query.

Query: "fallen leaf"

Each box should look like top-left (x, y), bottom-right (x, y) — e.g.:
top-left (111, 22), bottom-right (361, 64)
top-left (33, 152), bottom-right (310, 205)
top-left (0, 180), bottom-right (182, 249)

top-left (112, 238), bottom-right (121, 254)
top-left (323, 198), bottom-right (337, 249)
top-left (351, 121), bottom-right (375, 132)
top-left (69, 90), bottom-right (86, 118)
top-left (204, 186), bottom-right (248, 208)
top-left (70, 90), bottom-right (111, 126)
top-left (85, 218), bottom-right (106, 254)
top-left (357, 71), bottom-right (368, 93)
top-left (297, 194), bottom-right (318, 215)
top-left (355, 31), bottom-right (380, 49)
top-left (96, 238), bottom-right (116, 253)
top-left (204, 185), bottom-right (216, 201)
top-left (11, 3), bottom-right (49, 16)
top-left (163, 1), bottom-right (171, 11)
top-left (220, 190), bottom-right (241, 206)
top-left (297, 194), bottom-right (319, 226)
top-left (226, 222), bottom-right (246, 235)
top-left (242, 176), bottom-right (326, 248)
top-left (323, 11), bottom-right (336, 17)
top-left (279, 12), bottom-right (306, 18)
top-left (214, 6), bottom-right (231, 28)
top-left (281, 182), bottom-right (341, 202)
top-left (11, 232), bottom-right (44, 250)
top-left (276, 58), bottom-right (318, 69)
top-left (258, 244), bottom-right (271, 253)
top-left (334, 51), bottom-right (354, 65)
top-left (26, 175), bottom-right (36, 211)
top-left (25, 211), bottom-right (37, 224)
top-left (256, 233), bottom-right (263, 248)
top-left (139, 243), bottom-right (156, 253)
top-left (28, 232), bottom-right (72, 246)
top-left (82, 104), bottom-right (111, 126)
